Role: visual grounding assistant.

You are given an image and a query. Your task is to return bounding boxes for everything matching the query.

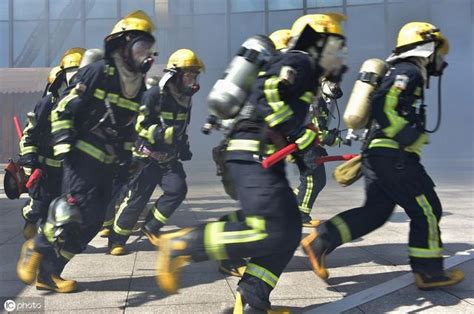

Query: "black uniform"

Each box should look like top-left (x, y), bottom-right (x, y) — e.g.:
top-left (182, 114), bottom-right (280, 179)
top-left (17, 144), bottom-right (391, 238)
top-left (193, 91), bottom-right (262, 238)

top-left (163, 51), bottom-right (322, 308)
top-left (33, 59), bottom-right (144, 275)
top-left (19, 94), bottom-right (63, 224)
top-left (109, 84), bottom-right (192, 247)
top-left (314, 60), bottom-right (444, 274)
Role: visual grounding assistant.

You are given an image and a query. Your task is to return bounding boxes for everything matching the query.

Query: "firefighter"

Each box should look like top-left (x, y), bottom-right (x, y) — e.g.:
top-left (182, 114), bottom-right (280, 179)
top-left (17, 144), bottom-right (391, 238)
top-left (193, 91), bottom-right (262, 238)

top-left (16, 10), bottom-right (156, 293)
top-left (269, 29), bottom-right (344, 227)
top-left (106, 49), bottom-right (204, 255)
top-left (19, 48), bottom-right (85, 239)
top-left (98, 76), bottom-right (160, 239)
top-left (154, 14), bottom-right (348, 312)
top-left (301, 22), bottom-right (464, 290)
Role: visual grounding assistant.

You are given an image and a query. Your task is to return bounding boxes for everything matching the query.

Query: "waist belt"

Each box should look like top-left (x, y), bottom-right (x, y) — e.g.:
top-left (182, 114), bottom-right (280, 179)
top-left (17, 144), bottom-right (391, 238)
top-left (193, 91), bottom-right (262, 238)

top-left (226, 139), bottom-right (276, 155)
top-left (38, 155), bottom-right (62, 168)
top-left (75, 140), bottom-right (116, 164)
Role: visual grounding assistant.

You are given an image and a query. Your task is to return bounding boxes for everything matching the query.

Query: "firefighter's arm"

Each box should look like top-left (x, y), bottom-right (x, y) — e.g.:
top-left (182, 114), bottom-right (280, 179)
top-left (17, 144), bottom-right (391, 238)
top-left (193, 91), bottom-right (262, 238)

top-left (372, 69), bottom-right (427, 147)
top-left (50, 65), bottom-right (102, 158)
top-left (135, 86), bottom-right (175, 145)
top-left (260, 55), bottom-right (317, 150)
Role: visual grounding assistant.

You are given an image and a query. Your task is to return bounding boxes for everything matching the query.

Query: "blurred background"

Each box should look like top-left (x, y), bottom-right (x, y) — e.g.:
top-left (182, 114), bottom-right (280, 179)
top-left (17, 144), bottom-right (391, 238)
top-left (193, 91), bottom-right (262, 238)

top-left (0, 0), bottom-right (472, 173)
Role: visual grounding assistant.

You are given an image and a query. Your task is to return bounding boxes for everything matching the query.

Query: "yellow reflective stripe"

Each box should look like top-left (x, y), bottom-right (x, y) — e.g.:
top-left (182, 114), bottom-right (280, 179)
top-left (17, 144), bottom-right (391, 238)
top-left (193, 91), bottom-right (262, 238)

top-left (164, 127), bottom-right (174, 144)
top-left (43, 222), bottom-right (55, 243)
top-left (104, 65), bottom-right (115, 76)
top-left (135, 114), bottom-right (145, 133)
top-left (22, 198), bottom-right (34, 219)
top-left (301, 175), bottom-right (313, 211)
top-left (204, 222), bottom-right (229, 260)
top-left (416, 194), bottom-right (440, 251)
top-left (59, 249), bottom-right (75, 260)
top-left (54, 143), bottom-right (71, 156)
top-left (330, 215), bottom-right (351, 244)
top-left (368, 138), bottom-right (400, 149)
top-left (245, 216), bottom-right (266, 231)
top-left (408, 247), bottom-right (443, 258)
top-left (102, 219), bottom-right (114, 227)
top-left (228, 211), bottom-right (239, 222)
top-left (295, 129), bottom-right (316, 150)
top-left (123, 142), bottom-right (134, 151)
top-left (299, 91), bottom-right (314, 104)
top-left (264, 77), bottom-right (281, 109)
top-left (176, 113), bottom-right (187, 120)
top-left (107, 93), bottom-right (119, 104)
top-left (38, 155), bottom-right (62, 167)
top-left (299, 206), bottom-right (311, 214)
top-left (114, 190), bottom-right (133, 236)
top-left (23, 166), bottom-right (33, 176)
top-left (51, 120), bottom-right (73, 133)
top-left (405, 133), bottom-right (427, 157)
top-left (94, 88), bottom-right (106, 100)
top-left (382, 86), bottom-right (408, 138)
top-left (20, 145), bottom-right (38, 155)
top-left (258, 71), bottom-right (266, 76)
top-left (75, 140), bottom-right (115, 164)
top-left (151, 206), bottom-right (168, 224)
top-left (245, 263), bottom-right (279, 288)
top-left (226, 139), bottom-right (276, 154)
top-left (117, 97), bottom-right (139, 112)
top-left (219, 229), bottom-right (267, 244)
top-left (265, 105), bottom-right (293, 127)
top-left (160, 112), bottom-right (173, 120)
top-left (52, 91), bottom-right (78, 122)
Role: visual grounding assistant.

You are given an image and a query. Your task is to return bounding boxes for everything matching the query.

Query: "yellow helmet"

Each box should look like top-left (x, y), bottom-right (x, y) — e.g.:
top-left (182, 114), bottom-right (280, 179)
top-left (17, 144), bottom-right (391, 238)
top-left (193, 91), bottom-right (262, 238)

top-left (396, 22), bottom-right (449, 55)
top-left (48, 66), bottom-right (63, 84)
top-left (166, 49), bottom-right (205, 72)
top-left (60, 47), bottom-right (86, 70)
top-left (290, 13), bottom-right (346, 38)
top-left (269, 29), bottom-right (292, 50)
top-left (107, 10), bottom-right (156, 41)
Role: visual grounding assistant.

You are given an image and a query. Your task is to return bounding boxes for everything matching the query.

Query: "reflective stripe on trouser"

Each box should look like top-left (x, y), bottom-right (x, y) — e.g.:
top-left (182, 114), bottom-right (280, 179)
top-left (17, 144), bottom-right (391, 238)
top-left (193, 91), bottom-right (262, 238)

top-left (199, 161), bottom-right (302, 294)
top-left (34, 150), bottom-right (115, 276)
top-left (110, 159), bottom-right (187, 245)
top-left (316, 154), bottom-right (444, 273)
top-left (295, 157), bottom-right (326, 215)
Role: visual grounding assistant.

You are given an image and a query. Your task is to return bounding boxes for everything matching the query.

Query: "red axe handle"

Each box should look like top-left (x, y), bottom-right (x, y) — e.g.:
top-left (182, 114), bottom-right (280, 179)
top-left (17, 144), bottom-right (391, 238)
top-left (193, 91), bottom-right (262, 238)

top-left (26, 168), bottom-right (42, 189)
top-left (315, 154), bottom-right (360, 165)
top-left (262, 143), bottom-right (297, 169)
top-left (13, 116), bottom-right (23, 140)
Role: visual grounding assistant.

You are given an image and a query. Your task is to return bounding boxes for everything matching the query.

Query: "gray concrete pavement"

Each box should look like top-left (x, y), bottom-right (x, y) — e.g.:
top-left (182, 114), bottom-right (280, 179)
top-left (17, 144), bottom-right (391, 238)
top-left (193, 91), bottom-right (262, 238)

top-left (0, 160), bottom-right (473, 313)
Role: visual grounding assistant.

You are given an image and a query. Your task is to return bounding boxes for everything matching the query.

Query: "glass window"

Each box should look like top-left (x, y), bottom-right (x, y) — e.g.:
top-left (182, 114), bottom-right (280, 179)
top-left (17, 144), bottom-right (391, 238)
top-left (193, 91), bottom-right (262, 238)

top-left (121, 0), bottom-right (155, 17)
top-left (0, 22), bottom-right (8, 67)
top-left (14, 21), bottom-right (47, 67)
top-left (268, 0), bottom-right (303, 11)
top-left (307, 7), bottom-right (344, 14)
top-left (268, 10), bottom-right (303, 33)
top-left (0, 1), bottom-right (9, 20)
top-left (86, 0), bottom-right (117, 19)
top-left (191, 14), bottom-right (227, 68)
top-left (230, 0), bottom-right (264, 13)
top-left (307, 0), bottom-right (343, 7)
top-left (14, 0), bottom-right (45, 20)
top-left (50, 0), bottom-right (82, 19)
top-left (347, 0), bottom-right (384, 5)
top-left (48, 20), bottom-right (84, 66)
top-left (85, 19), bottom-right (116, 48)
top-left (194, 0), bottom-right (227, 15)
top-left (168, 0), bottom-right (192, 15)
top-left (230, 12), bottom-right (265, 55)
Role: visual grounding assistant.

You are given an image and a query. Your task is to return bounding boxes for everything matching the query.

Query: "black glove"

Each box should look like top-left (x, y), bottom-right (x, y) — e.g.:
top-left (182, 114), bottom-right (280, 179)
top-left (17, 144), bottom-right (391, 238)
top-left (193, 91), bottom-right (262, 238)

top-left (179, 144), bottom-right (193, 161)
top-left (321, 128), bottom-right (341, 146)
top-left (18, 153), bottom-right (40, 178)
top-left (153, 125), bottom-right (178, 145)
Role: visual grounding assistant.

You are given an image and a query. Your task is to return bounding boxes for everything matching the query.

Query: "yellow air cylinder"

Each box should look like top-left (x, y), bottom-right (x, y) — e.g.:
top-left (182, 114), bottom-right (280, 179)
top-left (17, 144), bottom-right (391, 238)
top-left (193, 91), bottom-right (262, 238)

top-left (343, 58), bottom-right (387, 129)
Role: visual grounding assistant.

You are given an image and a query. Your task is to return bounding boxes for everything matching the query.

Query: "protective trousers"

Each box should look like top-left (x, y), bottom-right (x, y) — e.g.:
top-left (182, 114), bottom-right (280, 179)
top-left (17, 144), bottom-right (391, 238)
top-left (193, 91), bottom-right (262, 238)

top-left (294, 148), bottom-right (327, 215)
top-left (34, 151), bottom-right (114, 275)
top-left (22, 166), bottom-right (62, 224)
top-left (317, 153), bottom-right (444, 273)
top-left (110, 159), bottom-right (187, 246)
top-left (183, 160), bottom-right (302, 304)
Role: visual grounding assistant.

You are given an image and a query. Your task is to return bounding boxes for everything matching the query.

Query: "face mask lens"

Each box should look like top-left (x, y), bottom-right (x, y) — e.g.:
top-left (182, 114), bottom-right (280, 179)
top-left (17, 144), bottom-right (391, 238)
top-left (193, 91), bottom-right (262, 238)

top-left (131, 39), bottom-right (154, 62)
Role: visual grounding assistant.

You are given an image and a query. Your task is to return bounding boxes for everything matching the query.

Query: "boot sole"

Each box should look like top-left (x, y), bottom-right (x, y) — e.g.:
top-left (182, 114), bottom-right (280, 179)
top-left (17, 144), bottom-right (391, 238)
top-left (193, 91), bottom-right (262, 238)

top-left (301, 232), bottom-right (329, 281)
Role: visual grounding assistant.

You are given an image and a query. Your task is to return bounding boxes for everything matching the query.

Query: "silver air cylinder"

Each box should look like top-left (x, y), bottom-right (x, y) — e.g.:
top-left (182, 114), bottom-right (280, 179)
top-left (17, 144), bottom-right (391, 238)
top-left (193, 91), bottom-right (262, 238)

top-left (344, 58), bottom-right (387, 130)
top-left (207, 35), bottom-right (277, 119)
top-left (79, 49), bottom-right (104, 68)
